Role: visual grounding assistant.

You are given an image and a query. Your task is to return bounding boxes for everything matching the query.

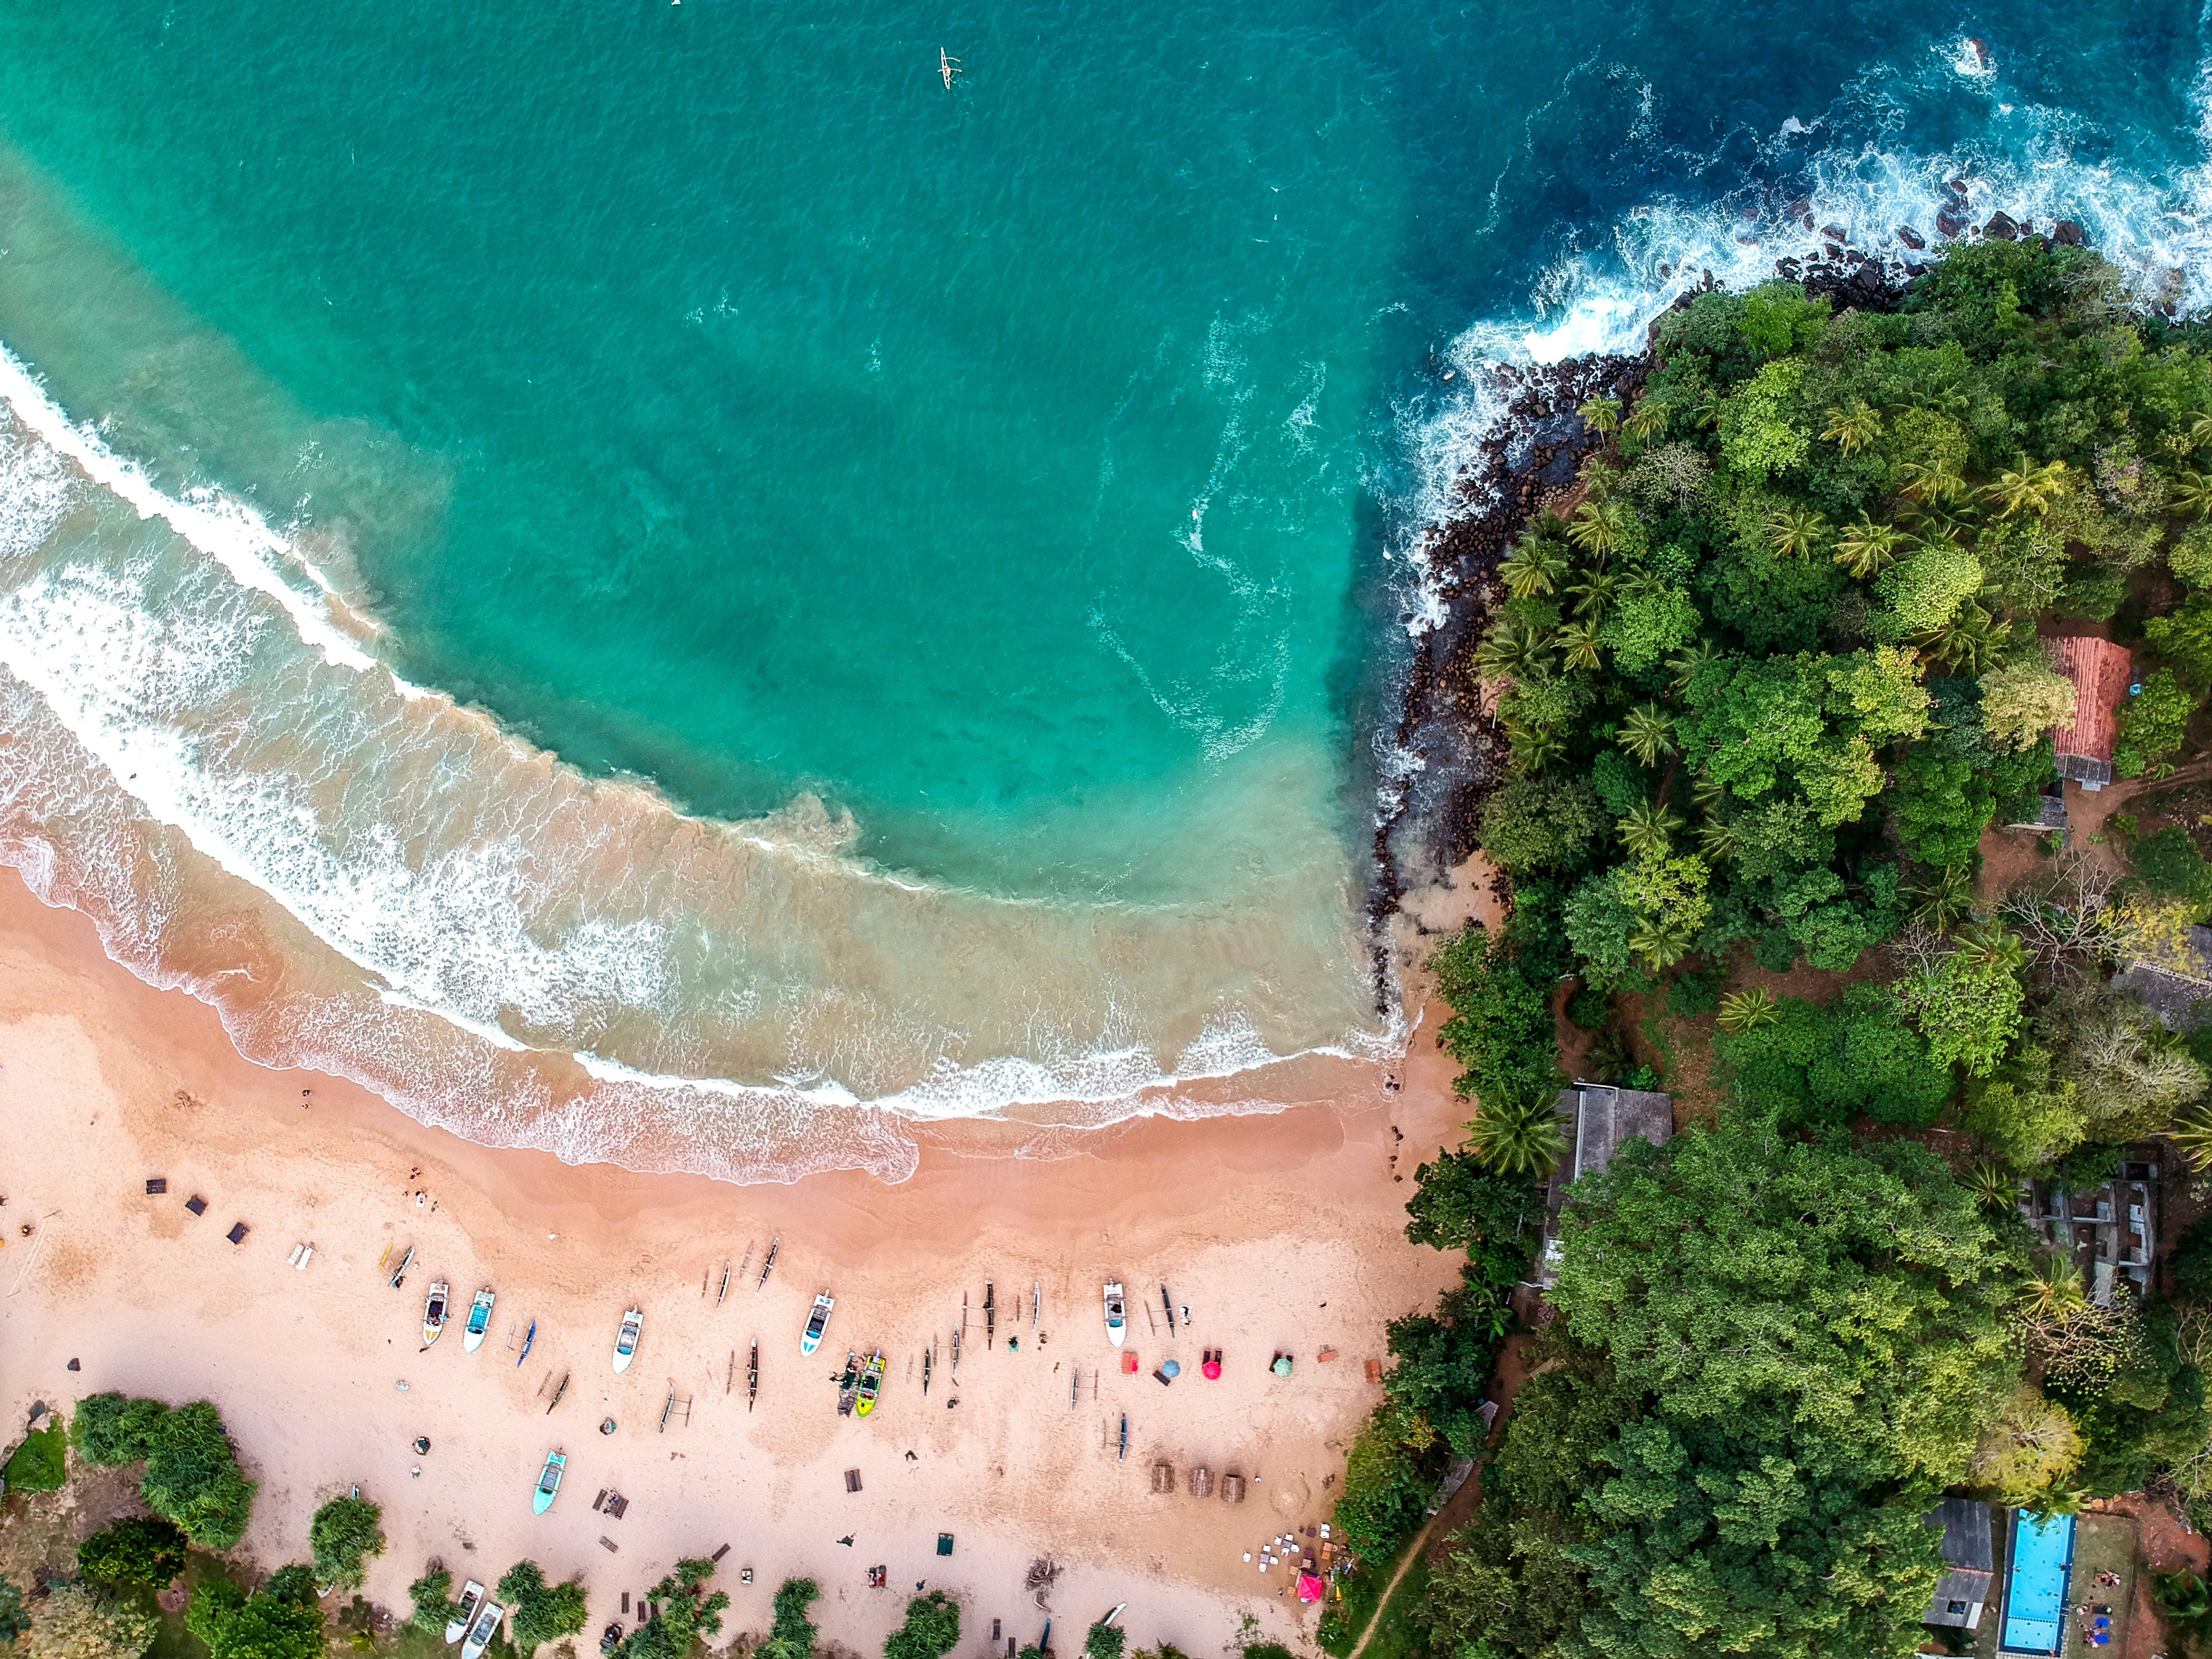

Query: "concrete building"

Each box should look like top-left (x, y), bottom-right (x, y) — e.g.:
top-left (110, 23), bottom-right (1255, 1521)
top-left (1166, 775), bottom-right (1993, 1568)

top-left (1532, 1082), bottom-right (1672, 1287)
top-left (1922, 1498), bottom-right (1995, 1631)
top-left (2020, 1154), bottom-right (2160, 1307)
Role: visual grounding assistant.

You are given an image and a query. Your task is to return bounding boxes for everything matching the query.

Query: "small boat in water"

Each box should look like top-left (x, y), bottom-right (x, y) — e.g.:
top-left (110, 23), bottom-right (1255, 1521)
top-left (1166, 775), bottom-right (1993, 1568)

top-left (1103, 1282), bottom-right (1126, 1347)
top-left (423, 1281), bottom-right (451, 1347)
top-left (613, 1307), bottom-right (643, 1374)
top-left (464, 1288), bottom-right (496, 1354)
top-left (444, 1580), bottom-right (485, 1645)
top-left (460, 1601), bottom-right (505, 1659)
top-left (801, 1292), bottom-right (834, 1356)
top-left (855, 1349), bottom-right (886, 1418)
top-left (533, 1448), bottom-right (566, 1515)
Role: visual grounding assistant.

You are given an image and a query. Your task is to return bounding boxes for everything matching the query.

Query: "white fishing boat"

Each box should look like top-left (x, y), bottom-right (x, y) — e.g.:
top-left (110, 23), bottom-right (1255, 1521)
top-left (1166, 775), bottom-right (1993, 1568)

top-left (423, 1280), bottom-right (451, 1346)
top-left (460, 1601), bottom-right (505, 1659)
top-left (444, 1580), bottom-right (485, 1645)
top-left (1103, 1281), bottom-right (1126, 1347)
top-left (801, 1291), bottom-right (834, 1356)
top-left (613, 1307), bottom-right (643, 1374)
top-left (463, 1288), bottom-right (496, 1353)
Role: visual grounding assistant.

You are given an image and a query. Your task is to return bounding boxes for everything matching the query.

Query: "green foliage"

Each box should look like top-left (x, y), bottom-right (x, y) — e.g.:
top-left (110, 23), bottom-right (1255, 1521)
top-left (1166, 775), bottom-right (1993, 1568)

top-left (1080, 1625), bottom-right (1123, 1659)
top-left (187, 1571), bottom-right (326, 1659)
top-left (1400, 1151), bottom-right (1540, 1290)
top-left (2175, 1213), bottom-right (2212, 1302)
top-left (1429, 926), bottom-right (1559, 1105)
top-left (2058, 560), bottom-right (2129, 619)
top-left (139, 1402), bottom-right (255, 1551)
top-left (1665, 966), bottom-right (1723, 1017)
top-left (33, 1583), bottom-right (161, 1659)
top-left (2135, 825), bottom-right (2212, 905)
top-left (884, 1595), bottom-right (961, 1659)
top-left (406, 1569), bottom-right (458, 1637)
top-left (1894, 927), bottom-right (2027, 1076)
top-left (2116, 669), bottom-right (2199, 777)
top-left (1715, 991), bottom-right (1952, 1129)
top-left (4, 1419), bottom-right (66, 1494)
top-left (498, 1562), bottom-right (588, 1656)
top-left (1474, 778), bottom-right (1602, 875)
top-left (1564, 985), bottom-right (1608, 1030)
top-left (309, 1497), bottom-right (384, 1593)
top-left (0, 1573), bottom-right (23, 1645)
top-left (1740, 283), bottom-right (1830, 360)
top-left (2051, 1304), bottom-right (2211, 1497)
top-left (758, 1579), bottom-right (818, 1659)
top-left (1718, 358), bottom-right (1810, 480)
top-left (78, 1518), bottom-right (188, 1590)
top-left (619, 1561), bottom-right (728, 1659)
top-left (74, 1396), bottom-right (167, 1467)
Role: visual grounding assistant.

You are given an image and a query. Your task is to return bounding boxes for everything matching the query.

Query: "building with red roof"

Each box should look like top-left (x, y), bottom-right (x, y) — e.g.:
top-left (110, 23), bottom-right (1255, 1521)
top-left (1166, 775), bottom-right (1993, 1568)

top-left (2049, 636), bottom-right (2133, 790)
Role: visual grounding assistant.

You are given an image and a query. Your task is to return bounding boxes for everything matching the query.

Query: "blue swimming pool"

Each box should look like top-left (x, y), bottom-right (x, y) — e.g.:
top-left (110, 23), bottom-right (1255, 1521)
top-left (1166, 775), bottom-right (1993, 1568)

top-left (2001, 1510), bottom-right (2077, 1654)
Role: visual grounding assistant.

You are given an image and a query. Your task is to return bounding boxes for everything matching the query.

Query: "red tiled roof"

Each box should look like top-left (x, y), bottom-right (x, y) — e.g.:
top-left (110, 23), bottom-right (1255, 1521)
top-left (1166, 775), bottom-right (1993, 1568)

top-left (2051, 636), bottom-right (2132, 763)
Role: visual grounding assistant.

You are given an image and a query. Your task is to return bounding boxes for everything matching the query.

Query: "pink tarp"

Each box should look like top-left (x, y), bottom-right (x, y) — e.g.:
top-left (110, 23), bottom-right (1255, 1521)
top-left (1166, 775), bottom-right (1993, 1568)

top-left (1297, 1574), bottom-right (1325, 1604)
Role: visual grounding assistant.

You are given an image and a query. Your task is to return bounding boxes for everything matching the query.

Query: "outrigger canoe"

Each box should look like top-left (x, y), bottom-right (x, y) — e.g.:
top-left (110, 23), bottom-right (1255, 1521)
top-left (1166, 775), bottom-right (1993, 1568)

top-left (613, 1307), bottom-right (643, 1374)
top-left (517, 1318), bottom-right (536, 1368)
top-left (463, 1288), bottom-right (496, 1353)
top-left (801, 1292), bottom-right (833, 1356)
top-left (423, 1280), bottom-right (450, 1347)
top-left (1103, 1282), bottom-right (1126, 1348)
top-left (836, 1351), bottom-right (861, 1417)
top-left (533, 1448), bottom-right (566, 1515)
top-left (444, 1581), bottom-right (485, 1645)
top-left (855, 1350), bottom-right (886, 1418)
top-left (460, 1602), bottom-right (504, 1659)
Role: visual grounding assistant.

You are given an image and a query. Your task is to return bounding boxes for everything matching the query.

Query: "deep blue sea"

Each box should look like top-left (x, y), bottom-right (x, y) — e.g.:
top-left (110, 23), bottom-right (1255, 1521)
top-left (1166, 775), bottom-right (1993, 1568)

top-left (0, 1), bottom-right (2204, 1178)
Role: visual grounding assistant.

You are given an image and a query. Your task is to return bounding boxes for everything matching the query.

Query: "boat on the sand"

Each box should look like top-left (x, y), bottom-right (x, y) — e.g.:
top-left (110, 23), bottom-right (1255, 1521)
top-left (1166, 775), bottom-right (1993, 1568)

top-left (613, 1307), bottom-right (642, 1374)
top-left (423, 1281), bottom-right (450, 1346)
top-left (463, 1288), bottom-right (496, 1353)
top-left (444, 1581), bottom-right (485, 1645)
top-left (1103, 1282), bottom-right (1126, 1347)
top-left (855, 1350), bottom-right (886, 1418)
top-left (533, 1448), bottom-right (566, 1515)
top-left (460, 1601), bottom-right (504, 1659)
top-left (801, 1291), bottom-right (833, 1356)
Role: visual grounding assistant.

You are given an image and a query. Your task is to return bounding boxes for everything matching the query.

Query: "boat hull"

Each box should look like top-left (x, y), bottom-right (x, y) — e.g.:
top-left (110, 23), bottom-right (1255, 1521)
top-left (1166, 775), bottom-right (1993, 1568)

top-left (533, 1452), bottom-right (565, 1515)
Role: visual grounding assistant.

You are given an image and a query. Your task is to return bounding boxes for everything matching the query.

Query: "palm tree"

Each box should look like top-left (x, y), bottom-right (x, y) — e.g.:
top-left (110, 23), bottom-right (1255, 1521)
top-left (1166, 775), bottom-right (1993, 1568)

top-left (2021, 1254), bottom-right (2089, 1320)
top-left (1963, 1159), bottom-right (2017, 1211)
top-left (2175, 470), bottom-right (2212, 521)
top-left (1899, 455), bottom-right (1966, 506)
top-left (1464, 1084), bottom-right (1568, 1179)
top-left (1623, 399), bottom-right (1670, 443)
top-left (1715, 987), bottom-right (1778, 1034)
top-left (2153, 1572), bottom-right (2212, 1648)
top-left (1821, 400), bottom-right (1883, 455)
top-left (1619, 704), bottom-right (1676, 766)
top-left (1578, 398), bottom-right (1622, 436)
top-left (1955, 920), bottom-right (2026, 974)
top-left (1906, 862), bottom-right (1977, 932)
top-left (1692, 387), bottom-right (1725, 430)
top-left (1689, 769), bottom-right (1725, 812)
top-left (1476, 619), bottom-right (1553, 681)
top-left (1558, 619), bottom-right (1603, 672)
top-left (1985, 455), bottom-right (2071, 518)
top-left (1667, 641), bottom-right (1723, 697)
top-left (1915, 603), bottom-right (1998, 672)
top-left (1566, 570), bottom-right (1618, 620)
top-left (1507, 722), bottom-right (1564, 776)
top-left (1832, 518), bottom-right (1904, 579)
top-left (1500, 538), bottom-right (1566, 599)
top-left (1765, 504), bottom-right (1830, 559)
top-left (1695, 816), bottom-right (1737, 862)
top-left (1629, 916), bottom-right (1695, 972)
top-left (2170, 1105), bottom-right (2212, 1173)
top-left (1566, 498), bottom-right (1632, 558)
top-left (1618, 801), bottom-right (1682, 860)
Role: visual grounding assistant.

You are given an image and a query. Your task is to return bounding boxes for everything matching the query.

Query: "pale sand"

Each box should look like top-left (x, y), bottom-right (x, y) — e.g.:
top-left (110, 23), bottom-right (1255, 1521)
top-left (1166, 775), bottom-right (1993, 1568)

top-left (0, 864), bottom-right (1497, 1656)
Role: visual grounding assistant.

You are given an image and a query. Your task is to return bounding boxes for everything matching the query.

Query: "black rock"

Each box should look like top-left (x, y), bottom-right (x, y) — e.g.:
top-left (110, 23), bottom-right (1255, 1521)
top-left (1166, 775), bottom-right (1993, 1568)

top-left (1786, 197), bottom-right (1811, 218)
top-left (2053, 219), bottom-right (2085, 246)
top-left (1823, 243), bottom-right (1844, 262)
top-left (1776, 257), bottom-right (1802, 279)
top-left (1985, 211), bottom-right (2019, 241)
top-left (1821, 224), bottom-right (1847, 242)
top-left (1947, 177), bottom-right (1970, 197)
top-left (66, 1359), bottom-right (80, 1372)
top-left (1895, 225), bottom-right (1925, 250)
top-left (1802, 213), bottom-right (1816, 230)
top-left (1936, 207), bottom-right (1967, 238)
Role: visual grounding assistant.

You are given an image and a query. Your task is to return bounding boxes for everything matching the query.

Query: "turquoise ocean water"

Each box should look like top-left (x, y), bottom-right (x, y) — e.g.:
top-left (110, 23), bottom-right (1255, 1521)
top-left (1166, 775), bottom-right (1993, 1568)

top-left (0, 1), bottom-right (2205, 1178)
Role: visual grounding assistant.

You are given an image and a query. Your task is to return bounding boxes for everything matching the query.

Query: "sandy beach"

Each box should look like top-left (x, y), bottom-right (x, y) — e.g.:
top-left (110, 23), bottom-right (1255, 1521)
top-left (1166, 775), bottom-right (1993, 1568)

top-left (0, 865), bottom-right (1492, 1656)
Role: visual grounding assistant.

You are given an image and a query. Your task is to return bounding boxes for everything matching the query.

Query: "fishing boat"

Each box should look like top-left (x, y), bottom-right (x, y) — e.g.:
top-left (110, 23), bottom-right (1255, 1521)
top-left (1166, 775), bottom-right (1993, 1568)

top-left (801, 1292), bottom-right (834, 1355)
top-left (836, 1351), bottom-right (861, 1417)
top-left (389, 1244), bottom-right (416, 1291)
top-left (922, 1344), bottom-right (932, 1398)
top-left (532, 1449), bottom-right (566, 1515)
top-left (613, 1307), bottom-right (643, 1374)
top-left (1103, 1282), bottom-right (1126, 1347)
top-left (444, 1581), bottom-right (485, 1645)
top-left (746, 1340), bottom-right (759, 1411)
top-left (423, 1280), bottom-right (450, 1346)
top-left (517, 1318), bottom-right (537, 1368)
top-left (855, 1350), bottom-right (886, 1418)
top-left (758, 1235), bottom-right (780, 1289)
top-left (463, 1288), bottom-right (496, 1353)
top-left (460, 1601), bottom-right (504, 1659)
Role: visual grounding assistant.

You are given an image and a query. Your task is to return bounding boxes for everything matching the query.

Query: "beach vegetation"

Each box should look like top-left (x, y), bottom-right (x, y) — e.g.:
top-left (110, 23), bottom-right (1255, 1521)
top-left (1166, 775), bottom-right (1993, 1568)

top-left (406, 1569), bottom-right (458, 1637)
top-left (1078, 1623), bottom-right (1122, 1659)
top-left (4, 1418), bottom-right (67, 1495)
top-left (497, 1562), bottom-right (587, 1656)
top-left (882, 1593), bottom-right (959, 1659)
top-left (756, 1579), bottom-right (818, 1659)
top-left (73, 1395), bottom-right (255, 1550)
top-left (186, 1570), bottom-right (324, 1659)
top-left (616, 1560), bottom-right (726, 1659)
top-left (79, 1519), bottom-right (188, 1590)
top-left (310, 1497), bottom-right (384, 1594)
top-left (33, 1582), bottom-right (161, 1659)
top-left (0, 1573), bottom-right (25, 1645)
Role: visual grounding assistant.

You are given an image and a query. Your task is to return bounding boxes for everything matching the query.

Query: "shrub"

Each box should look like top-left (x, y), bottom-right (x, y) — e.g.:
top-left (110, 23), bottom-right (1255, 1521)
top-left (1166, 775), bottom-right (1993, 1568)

top-left (2135, 827), bottom-right (2212, 905)
top-left (885, 1593), bottom-right (961, 1659)
top-left (2115, 671), bottom-right (2199, 778)
top-left (0, 1573), bottom-right (23, 1644)
top-left (74, 1396), bottom-right (167, 1467)
top-left (3, 1420), bottom-right (66, 1493)
top-left (32, 1582), bottom-right (159, 1659)
top-left (311, 1497), bottom-right (385, 1593)
top-left (499, 1561), bottom-right (588, 1655)
top-left (188, 1571), bottom-right (325, 1659)
top-left (1565, 986), bottom-right (1608, 1030)
top-left (1082, 1626), bottom-right (1124, 1659)
top-left (79, 1518), bottom-right (187, 1589)
top-left (761, 1579), bottom-right (819, 1659)
top-left (1401, 1151), bottom-right (1540, 1291)
top-left (1477, 779), bottom-right (1603, 875)
top-left (1666, 967), bottom-right (1724, 1017)
top-left (407, 1569), bottom-right (458, 1636)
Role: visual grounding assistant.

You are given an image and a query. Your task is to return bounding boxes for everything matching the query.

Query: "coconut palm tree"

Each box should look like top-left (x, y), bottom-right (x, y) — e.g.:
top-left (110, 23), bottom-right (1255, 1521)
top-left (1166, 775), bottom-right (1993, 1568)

top-left (2021, 1254), bottom-right (2089, 1320)
top-left (1695, 816), bottom-right (1737, 862)
top-left (1899, 455), bottom-right (1967, 506)
top-left (1715, 987), bottom-right (1778, 1034)
top-left (1906, 862), bottom-right (1977, 932)
top-left (1984, 455), bottom-right (2071, 518)
top-left (1566, 498), bottom-right (1633, 558)
top-left (1623, 399), bottom-right (1670, 443)
top-left (1566, 570), bottom-right (1618, 620)
top-left (1507, 721), bottom-right (1565, 776)
top-left (1629, 916), bottom-right (1695, 972)
top-left (1689, 768), bottom-right (1725, 812)
top-left (1821, 400), bottom-right (1883, 455)
top-left (1476, 619), bottom-right (1554, 681)
top-left (1832, 518), bottom-right (1905, 579)
top-left (1964, 1159), bottom-right (2017, 1211)
top-left (1464, 1084), bottom-right (1568, 1179)
top-left (1500, 538), bottom-right (1567, 599)
top-left (2170, 1105), bottom-right (2212, 1173)
top-left (1667, 642), bottom-right (1723, 698)
top-left (1557, 619), bottom-right (1604, 672)
top-left (1618, 801), bottom-right (1682, 860)
top-left (1765, 504), bottom-right (1830, 559)
top-left (1578, 397), bottom-right (1622, 436)
top-left (2175, 469), bottom-right (2212, 521)
top-left (1955, 920), bottom-right (2026, 974)
top-left (1619, 704), bottom-right (1677, 767)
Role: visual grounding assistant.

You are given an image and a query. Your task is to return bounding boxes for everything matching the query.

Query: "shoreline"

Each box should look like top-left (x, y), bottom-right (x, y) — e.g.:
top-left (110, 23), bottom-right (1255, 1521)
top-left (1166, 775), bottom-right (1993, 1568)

top-left (0, 860), bottom-right (1492, 1652)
